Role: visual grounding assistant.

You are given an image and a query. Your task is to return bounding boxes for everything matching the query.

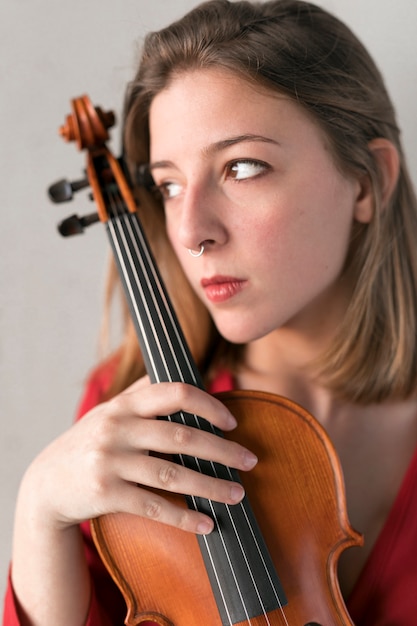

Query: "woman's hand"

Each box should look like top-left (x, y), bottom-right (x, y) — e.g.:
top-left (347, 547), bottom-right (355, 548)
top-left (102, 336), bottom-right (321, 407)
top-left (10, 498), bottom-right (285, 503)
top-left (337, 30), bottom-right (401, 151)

top-left (23, 377), bottom-right (258, 535)
top-left (11, 378), bottom-right (257, 624)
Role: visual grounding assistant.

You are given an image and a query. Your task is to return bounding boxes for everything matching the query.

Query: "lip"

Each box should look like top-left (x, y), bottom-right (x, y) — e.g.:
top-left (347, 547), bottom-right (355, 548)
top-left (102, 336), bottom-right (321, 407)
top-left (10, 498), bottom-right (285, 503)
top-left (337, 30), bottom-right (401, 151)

top-left (200, 275), bottom-right (247, 303)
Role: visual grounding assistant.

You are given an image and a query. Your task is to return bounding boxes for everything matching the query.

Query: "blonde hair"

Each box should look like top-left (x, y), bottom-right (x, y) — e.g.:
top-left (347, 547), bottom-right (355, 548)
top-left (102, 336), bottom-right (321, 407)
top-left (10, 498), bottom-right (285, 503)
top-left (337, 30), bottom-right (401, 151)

top-left (104, 0), bottom-right (417, 403)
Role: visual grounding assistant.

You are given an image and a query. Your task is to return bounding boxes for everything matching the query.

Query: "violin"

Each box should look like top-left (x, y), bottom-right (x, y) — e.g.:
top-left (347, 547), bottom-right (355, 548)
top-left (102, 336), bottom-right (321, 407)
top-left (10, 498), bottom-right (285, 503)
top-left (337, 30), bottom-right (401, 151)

top-left (48, 95), bottom-right (363, 626)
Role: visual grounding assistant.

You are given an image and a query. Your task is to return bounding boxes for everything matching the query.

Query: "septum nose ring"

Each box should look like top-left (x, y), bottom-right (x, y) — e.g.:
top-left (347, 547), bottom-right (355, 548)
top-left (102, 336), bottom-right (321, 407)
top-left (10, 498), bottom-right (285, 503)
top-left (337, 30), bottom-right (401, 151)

top-left (188, 244), bottom-right (205, 257)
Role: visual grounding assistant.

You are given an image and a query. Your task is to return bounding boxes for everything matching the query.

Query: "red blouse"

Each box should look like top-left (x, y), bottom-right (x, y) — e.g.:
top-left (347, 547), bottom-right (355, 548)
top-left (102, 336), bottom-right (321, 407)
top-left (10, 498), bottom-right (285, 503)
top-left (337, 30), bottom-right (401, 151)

top-left (3, 366), bottom-right (417, 625)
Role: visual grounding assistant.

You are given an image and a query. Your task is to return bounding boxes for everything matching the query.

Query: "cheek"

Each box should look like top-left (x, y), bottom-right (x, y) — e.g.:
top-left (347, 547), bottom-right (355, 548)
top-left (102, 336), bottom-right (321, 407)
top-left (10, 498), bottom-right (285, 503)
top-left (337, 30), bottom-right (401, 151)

top-left (300, 217), bottom-right (354, 292)
top-left (256, 186), bottom-right (355, 285)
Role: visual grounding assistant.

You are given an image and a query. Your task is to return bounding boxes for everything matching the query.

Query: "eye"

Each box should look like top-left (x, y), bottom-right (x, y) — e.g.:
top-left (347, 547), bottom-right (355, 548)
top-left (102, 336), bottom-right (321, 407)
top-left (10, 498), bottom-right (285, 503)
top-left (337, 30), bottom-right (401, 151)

top-left (155, 181), bottom-right (183, 200)
top-left (136, 166), bottom-right (182, 201)
top-left (227, 159), bottom-right (269, 181)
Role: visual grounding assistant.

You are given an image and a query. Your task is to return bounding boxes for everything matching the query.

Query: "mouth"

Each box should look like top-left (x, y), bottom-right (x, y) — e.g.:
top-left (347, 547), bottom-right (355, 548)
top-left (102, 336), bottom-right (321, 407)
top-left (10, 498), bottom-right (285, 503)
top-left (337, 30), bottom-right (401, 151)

top-left (200, 275), bottom-right (247, 303)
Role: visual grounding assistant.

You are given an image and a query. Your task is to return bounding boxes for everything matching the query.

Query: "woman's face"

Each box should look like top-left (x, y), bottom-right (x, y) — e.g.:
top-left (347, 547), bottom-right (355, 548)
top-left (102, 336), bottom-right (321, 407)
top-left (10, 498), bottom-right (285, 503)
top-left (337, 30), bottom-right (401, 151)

top-left (148, 68), bottom-right (367, 345)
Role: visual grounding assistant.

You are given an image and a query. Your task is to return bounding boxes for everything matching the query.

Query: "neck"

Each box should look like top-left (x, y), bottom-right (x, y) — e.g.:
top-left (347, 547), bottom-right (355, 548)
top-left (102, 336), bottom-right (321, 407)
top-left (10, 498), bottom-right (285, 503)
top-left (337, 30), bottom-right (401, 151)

top-left (236, 275), bottom-right (354, 421)
top-left (236, 327), bottom-right (340, 423)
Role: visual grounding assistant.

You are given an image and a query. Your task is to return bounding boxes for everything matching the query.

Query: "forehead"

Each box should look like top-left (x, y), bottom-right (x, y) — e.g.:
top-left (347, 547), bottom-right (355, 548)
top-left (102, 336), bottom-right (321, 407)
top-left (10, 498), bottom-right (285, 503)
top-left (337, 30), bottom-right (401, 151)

top-left (150, 67), bottom-right (286, 120)
top-left (148, 67), bottom-right (326, 159)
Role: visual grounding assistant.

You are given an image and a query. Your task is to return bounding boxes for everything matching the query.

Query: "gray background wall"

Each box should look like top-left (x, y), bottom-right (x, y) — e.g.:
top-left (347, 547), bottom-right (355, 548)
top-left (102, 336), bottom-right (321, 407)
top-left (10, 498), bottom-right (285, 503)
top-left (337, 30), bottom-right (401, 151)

top-left (1, 0), bottom-right (417, 606)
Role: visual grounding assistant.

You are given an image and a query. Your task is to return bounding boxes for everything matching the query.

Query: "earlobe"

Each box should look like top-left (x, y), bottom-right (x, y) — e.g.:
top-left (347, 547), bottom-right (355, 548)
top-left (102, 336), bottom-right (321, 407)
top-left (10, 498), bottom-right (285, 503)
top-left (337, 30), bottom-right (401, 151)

top-left (353, 138), bottom-right (400, 224)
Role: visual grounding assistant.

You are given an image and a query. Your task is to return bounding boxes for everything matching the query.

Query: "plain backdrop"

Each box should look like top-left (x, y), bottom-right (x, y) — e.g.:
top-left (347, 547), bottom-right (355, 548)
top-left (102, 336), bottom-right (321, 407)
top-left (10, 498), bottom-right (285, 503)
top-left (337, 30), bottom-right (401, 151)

top-left (1, 0), bottom-right (417, 606)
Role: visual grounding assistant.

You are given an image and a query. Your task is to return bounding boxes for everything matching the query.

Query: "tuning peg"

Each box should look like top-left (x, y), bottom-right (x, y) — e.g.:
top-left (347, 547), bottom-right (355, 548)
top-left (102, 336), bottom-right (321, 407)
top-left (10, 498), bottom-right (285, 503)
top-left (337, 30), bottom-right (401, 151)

top-left (48, 177), bottom-right (90, 203)
top-left (58, 212), bottom-right (100, 237)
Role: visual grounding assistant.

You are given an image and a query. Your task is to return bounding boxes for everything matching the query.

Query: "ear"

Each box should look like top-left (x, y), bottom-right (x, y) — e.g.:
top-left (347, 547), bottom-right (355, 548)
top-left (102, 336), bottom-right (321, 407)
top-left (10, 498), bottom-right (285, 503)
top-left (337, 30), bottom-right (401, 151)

top-left (353, 138), bottom-right (400, 224)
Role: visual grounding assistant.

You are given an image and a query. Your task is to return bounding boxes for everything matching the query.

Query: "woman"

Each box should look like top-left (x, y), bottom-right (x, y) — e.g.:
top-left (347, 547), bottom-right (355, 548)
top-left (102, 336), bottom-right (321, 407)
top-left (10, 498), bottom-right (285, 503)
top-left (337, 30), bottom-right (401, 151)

top-left (4, 1), bottom-right (417, 624)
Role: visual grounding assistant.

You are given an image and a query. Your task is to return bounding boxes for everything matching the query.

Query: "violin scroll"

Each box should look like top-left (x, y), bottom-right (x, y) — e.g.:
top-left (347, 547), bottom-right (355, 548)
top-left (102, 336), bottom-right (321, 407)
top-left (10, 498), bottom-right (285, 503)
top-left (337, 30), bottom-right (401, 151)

top-left (59, 95), bottom-right (115, 149)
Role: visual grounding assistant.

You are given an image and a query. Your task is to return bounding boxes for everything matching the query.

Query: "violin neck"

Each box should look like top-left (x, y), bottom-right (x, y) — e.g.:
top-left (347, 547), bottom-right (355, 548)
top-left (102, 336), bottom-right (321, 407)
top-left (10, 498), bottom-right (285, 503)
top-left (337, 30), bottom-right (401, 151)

top-left (106, 211), bottom-right (204, 390)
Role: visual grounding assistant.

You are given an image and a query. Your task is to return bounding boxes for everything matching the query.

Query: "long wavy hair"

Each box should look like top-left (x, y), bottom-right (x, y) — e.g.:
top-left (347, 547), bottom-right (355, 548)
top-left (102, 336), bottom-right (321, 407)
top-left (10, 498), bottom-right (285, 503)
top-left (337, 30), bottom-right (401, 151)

top-left (102, 0), bottom-right (417, 404)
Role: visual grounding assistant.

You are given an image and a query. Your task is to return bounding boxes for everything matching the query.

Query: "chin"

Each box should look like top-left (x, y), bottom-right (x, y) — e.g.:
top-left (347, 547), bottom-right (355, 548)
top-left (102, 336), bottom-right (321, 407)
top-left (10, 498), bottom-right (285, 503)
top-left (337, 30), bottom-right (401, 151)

top-left (214, 317), bottom-right (271, 345)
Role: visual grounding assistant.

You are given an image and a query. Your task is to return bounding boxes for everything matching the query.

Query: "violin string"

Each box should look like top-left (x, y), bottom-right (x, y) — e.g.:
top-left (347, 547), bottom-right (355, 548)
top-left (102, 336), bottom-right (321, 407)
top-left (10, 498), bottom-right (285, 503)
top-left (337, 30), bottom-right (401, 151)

top-left (122, 208), bottom-right (290, 624)
top-left (106, 189), bottom-right (288, 625)
top-left (123, 208), bottom-right (291, 626)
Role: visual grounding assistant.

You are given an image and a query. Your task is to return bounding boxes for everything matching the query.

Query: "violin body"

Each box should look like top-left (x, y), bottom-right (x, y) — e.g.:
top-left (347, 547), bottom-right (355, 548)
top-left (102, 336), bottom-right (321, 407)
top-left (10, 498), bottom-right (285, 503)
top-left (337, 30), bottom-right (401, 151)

top-left (91, 390), bottom-right (362, 626)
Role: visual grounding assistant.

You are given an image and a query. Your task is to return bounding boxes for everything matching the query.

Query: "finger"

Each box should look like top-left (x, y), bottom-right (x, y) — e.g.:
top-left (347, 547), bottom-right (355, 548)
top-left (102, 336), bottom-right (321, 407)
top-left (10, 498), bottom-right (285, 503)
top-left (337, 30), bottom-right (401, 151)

top-left (110, 481), bottom-right (216, 534)
top-left (119, 452), bottom-right (246, 505)
top-left (121, 418), bottom-right (258, 472)
top-left (113, 382), bottom-right (238, 431)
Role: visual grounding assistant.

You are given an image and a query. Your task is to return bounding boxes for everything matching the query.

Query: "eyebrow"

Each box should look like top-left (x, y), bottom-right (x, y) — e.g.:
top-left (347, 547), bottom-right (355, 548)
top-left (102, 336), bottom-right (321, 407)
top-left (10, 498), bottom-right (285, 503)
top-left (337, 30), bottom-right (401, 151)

top-left (148, 133), bottom-right (279, 171)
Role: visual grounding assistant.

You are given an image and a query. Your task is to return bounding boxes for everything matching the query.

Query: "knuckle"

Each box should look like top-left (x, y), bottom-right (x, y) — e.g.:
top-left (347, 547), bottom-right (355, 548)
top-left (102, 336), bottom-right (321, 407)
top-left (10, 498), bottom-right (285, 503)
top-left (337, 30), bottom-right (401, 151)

top-left (158, 462), bottom-right (179, 488)
top-left (177, 509), bottom-right (193, 531)
top-left (171, 382), bottom-right (192, 406)
top-left (107, 393), bottom-right (129, 416)
top-left (143, 498), bottom-right (163, 520)
top-left (87, 452), bottom-right (113, 498)
top-left (173, 424), bottom-right (193, 447)
top-left (91, 411), bottom-right (120, 450)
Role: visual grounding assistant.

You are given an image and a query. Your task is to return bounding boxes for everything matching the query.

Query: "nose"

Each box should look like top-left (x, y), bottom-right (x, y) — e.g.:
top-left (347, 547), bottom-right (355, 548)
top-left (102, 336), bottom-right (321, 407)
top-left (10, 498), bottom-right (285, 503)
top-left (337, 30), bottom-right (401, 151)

top-left (171, 180), bottom-right (228, 253)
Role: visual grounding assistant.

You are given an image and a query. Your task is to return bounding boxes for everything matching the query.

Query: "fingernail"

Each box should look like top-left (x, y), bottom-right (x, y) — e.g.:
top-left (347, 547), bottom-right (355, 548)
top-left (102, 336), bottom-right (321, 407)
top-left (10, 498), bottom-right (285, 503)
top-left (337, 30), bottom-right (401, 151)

top-left (230, 484), bottom-right (245, 503)
top-left (197, 519), bottom-right (214, 535)
top-left (225, 412), bottom-right (238, 429)
top-left (243, 451), bottom-right (258, 470)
